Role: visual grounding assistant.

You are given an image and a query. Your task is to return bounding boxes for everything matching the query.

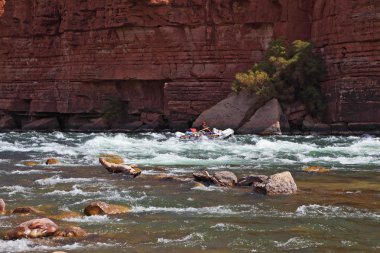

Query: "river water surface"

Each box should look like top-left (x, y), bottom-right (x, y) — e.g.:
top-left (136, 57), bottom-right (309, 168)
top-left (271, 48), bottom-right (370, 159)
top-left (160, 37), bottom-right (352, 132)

top-left (0, 132), bottom-right (379, 252)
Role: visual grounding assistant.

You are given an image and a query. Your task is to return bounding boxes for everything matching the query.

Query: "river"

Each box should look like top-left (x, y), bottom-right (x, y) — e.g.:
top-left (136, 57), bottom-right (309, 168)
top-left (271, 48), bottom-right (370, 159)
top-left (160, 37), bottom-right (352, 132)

top-left (0, 132), bottom-right (379, 252)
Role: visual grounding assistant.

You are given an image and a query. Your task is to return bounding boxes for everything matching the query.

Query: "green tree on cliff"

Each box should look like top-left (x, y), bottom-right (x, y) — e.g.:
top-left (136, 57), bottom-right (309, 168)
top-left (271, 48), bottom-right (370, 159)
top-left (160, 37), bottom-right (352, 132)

top-left (232, 39), bottom-right (326, 117)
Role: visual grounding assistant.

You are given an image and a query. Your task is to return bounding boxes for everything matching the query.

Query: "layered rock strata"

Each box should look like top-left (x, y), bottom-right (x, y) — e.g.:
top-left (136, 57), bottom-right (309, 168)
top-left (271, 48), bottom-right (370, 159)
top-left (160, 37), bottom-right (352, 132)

top-left (0, 0), bottom-right (379, 131)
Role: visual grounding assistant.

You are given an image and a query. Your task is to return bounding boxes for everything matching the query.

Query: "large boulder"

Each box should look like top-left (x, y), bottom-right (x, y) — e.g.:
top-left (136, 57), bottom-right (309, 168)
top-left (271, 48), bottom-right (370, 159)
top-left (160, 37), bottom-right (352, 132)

top-left (0, 199), bottom-right (5, 214)
top-left (84, 201), bottom-right (130, 216)
top-left (22, 117), bottom-right (60, 131)
top-left (238, 98), bottom-right (289, 135)
top-left (6, 218), bottom-right (58, 240)
top-left (252, 171), bottom-right (297, 195)
top-left (192, 92), bottom-right (263, 130)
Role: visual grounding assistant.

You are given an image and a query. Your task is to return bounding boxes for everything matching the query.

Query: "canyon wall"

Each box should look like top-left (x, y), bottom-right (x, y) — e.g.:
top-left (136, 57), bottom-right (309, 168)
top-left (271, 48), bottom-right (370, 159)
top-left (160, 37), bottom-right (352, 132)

top-left (0, 0), bottom-right (379, 131)
top-left (312, 0), bottom-right (380, 127)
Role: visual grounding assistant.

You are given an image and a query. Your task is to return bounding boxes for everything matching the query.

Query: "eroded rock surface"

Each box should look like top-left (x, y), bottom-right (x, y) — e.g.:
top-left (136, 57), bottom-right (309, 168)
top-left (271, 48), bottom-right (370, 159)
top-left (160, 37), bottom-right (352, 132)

top-left (6, 218), bottom-right (58, 240)
top-left (253, 171), bottom-right (297, 195)
top-left (84, 201), bottom-right (130, 216)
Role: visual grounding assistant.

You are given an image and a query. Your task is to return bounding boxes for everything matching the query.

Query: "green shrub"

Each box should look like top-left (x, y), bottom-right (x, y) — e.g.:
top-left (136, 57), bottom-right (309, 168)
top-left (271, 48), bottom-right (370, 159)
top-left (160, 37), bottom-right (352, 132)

top-left (232, 39), bottom-right (326, 117)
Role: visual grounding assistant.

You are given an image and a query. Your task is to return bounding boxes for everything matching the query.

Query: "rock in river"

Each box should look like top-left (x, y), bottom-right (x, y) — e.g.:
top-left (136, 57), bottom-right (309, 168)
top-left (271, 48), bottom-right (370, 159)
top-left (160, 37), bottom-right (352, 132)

top-left (193, 171), bottom-right (237, 187)
top-left (54, 226), bottom-right (87, 238)
top-left (12, 206), bottom-right (43, 215)
top-left (252, 171), bottom-right (297, 195)
top-left (6, 218), bottom-right (58, 240)
top-left (0, 199), bottom-right (5, 214)
top-left (84, 201), bottom-right (130, 216)
top-left (99, 157), bottom-right (141, 177)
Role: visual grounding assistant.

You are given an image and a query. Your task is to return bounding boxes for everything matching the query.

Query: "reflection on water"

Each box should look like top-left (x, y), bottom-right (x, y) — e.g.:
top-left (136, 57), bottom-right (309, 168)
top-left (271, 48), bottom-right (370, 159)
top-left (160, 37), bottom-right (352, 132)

top-left (0, 132), bottom-right (379, 252)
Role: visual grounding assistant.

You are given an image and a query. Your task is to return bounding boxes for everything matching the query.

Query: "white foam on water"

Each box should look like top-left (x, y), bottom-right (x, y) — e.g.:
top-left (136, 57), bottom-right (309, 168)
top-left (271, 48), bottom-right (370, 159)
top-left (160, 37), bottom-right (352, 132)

top-left (191, 185), bottom-right (225, 192)
top-left (295, 204), bottom-right (380, 219)
top-left (132, 205), bottom-right (239, 215)
top-left (63, 215), bottom-right (111, 223)
top-left (34, 175), bottom-right (101, 186)
top-left (157, 232), bottom-right (204, 244)
top-left (10, 170), bottom-right (48, 175)
top-left (0, 239), bottom-right (118, 253)
top-left (44, 185), bottom-right (101, 197)
top-left (274, 237), bottom-right (323, 250)
top-left (211, 223), bottom-right (246, 231)
top-left (2, 132), bottom-right (380, 169)
top-left (0, 185), bottom-right (31, 196)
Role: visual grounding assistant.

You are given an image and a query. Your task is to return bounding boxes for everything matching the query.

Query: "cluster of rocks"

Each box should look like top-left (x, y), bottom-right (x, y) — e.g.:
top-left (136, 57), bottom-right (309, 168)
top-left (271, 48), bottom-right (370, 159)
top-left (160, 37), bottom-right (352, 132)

top-left (23, 158), bottom-right (60, 166)
top-left (0, 199), bottom-right (129, 241)
top-left (193, 93), bottom-right (380, 136)
top-left (193, 170), bottom-right (298, 195)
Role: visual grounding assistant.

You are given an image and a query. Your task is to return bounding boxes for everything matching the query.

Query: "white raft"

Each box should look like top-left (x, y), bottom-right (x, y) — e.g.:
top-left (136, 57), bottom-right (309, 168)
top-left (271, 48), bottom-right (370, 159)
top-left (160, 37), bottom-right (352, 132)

top-left (175, 128), bottom-right (234, 140)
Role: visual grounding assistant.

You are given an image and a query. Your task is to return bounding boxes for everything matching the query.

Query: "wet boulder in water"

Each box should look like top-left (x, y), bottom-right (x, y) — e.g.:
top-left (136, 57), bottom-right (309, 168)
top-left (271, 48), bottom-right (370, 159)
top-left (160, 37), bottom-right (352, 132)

top-left (253, 171), bottom-right (297, 195)
top-left (193, 171), bottom-right (237, 187)
top-left (0, 199), bottom-right (5, 214)
top-left (99, 157), bottom-right (141, 177)
top-left (22, 161), bottom-right (40, 166)
top-left (84, 201), bottom-right (130, 216)
top-left (99, 154), bottom-right (124, 164)
top-left (212, 171), bottom-right (237, 187)
top-left (12, 206), bottom-right (43, 215)
top-left (237, 175), bottom-right (269, 186)
top-left (54, 226), bottom-right (87, 238)
top-left (303, 166), bottom-right (329, 173)
top-left (6, 218), bottom-right (58, 240)
top-left (46, 158), bottom-right (59, 165)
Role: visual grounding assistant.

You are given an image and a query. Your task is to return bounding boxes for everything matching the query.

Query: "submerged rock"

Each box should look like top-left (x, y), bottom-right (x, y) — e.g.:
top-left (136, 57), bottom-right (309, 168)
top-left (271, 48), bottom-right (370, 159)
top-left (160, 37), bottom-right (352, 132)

top-left (46, 158), bottom-right (59, 165)
top-left (252, 171), bottom-right (297, 195)
top-left (54, 226), bottom-right (87, 238)
top-left (99, 157), bottom-right (141, 177)
top-left (84, 201), bottom-right (130, 216)
top-left (22, 161), bottom-right (40, 167)
top-left (193, 171), bottom-right (237, 187)
top-left (99, 154), bottom-right (124, 164)
top-left (303, 166), bottom-right (329, 173)
top-left (12, 206), bottom-right (43, 215)
top-left (0, 199), bottom-right (5, 214)
top-left (6, 218), bottom-right (58, 240)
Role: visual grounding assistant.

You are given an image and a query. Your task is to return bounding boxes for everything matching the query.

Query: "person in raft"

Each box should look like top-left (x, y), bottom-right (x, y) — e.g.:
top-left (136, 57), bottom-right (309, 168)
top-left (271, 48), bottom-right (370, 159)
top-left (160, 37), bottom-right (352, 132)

top-left (200, 121), bottom-right (212, 132)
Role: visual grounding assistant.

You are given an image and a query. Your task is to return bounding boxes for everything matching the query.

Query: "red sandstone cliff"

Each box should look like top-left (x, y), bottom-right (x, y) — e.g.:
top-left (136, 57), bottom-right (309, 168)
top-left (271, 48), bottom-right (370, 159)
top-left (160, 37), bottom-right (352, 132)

top-left (312, 0), bottom-right (380, 127)
top-left (0, 0), bottom-right (378, 131)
